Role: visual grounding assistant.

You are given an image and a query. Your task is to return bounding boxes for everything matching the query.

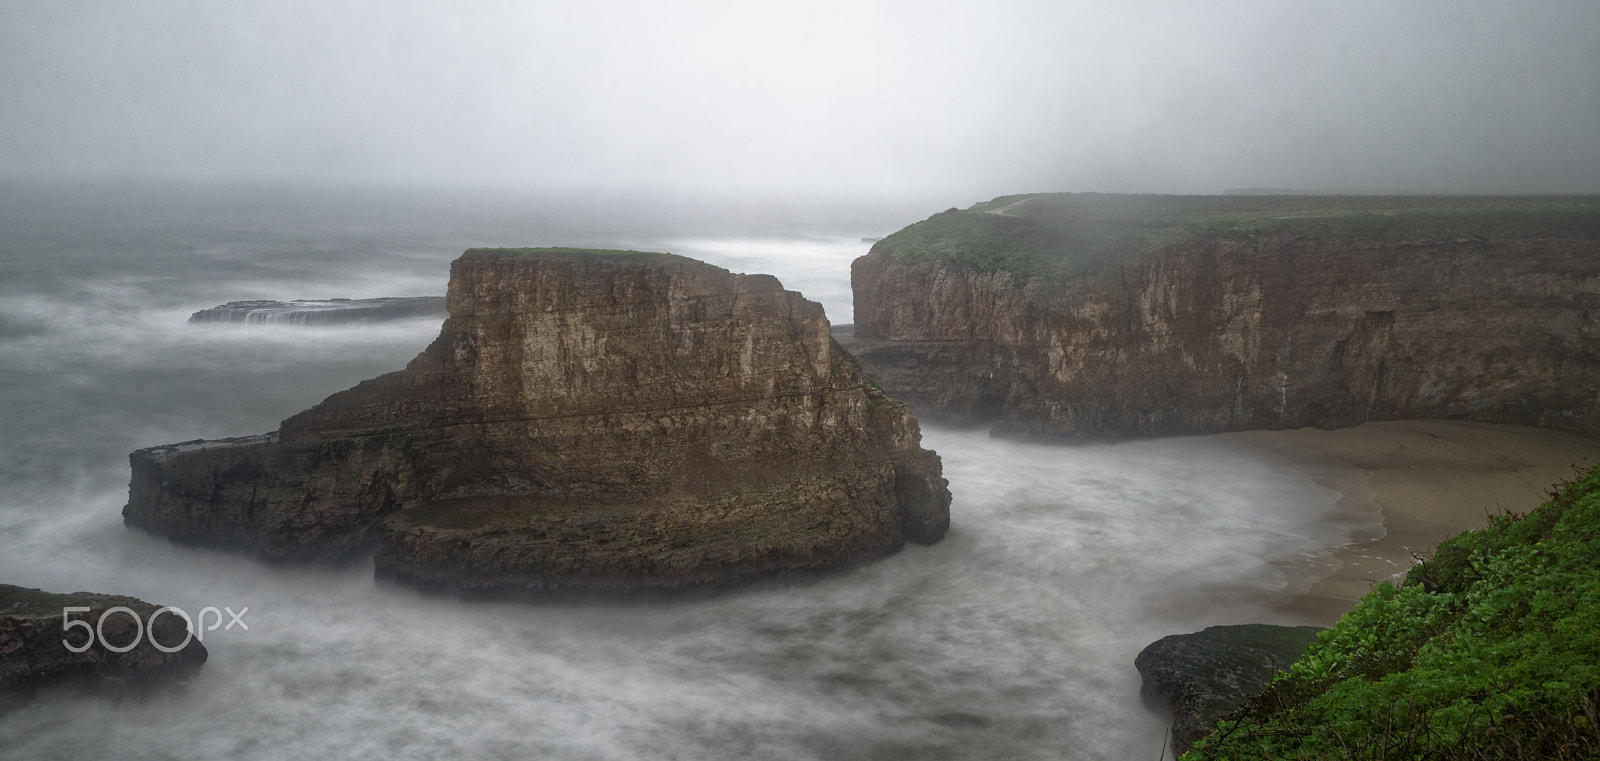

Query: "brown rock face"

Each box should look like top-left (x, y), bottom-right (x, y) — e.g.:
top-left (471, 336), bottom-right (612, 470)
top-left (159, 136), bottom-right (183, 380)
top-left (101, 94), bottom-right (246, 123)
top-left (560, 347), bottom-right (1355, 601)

top-left (125, 249), bottom-right (950, 594)
top-left (848, 238), bottom-right (1600, 438)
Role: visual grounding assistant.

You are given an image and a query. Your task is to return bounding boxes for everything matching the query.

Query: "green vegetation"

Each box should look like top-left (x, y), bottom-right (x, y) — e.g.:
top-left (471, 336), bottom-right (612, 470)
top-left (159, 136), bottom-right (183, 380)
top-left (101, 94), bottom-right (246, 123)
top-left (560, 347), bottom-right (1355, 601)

top-left (874, 194), bottom-right (1600, 282)
top-left (463, 247), bottom-right (695, 264)
top-left (1184, 464), bottom-right (1600, 760)
top-left (861, 375), bottom-right (895, 409)
top-left (0, 584), bottom-right (136, 618)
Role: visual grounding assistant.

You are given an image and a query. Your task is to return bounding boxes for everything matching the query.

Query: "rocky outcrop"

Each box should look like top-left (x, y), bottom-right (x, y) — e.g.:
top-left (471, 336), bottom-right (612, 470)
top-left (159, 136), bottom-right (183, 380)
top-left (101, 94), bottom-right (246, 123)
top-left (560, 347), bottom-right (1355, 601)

top-left (128, 249), bottom-right (950, 594)
top-left (1135, 624), bottom-right (1323, 756)
top-left (1, 584), bottom-right (207, 698)
top-left (189, 296), bottom-right (447, 325)
top-left (849, 237), bottom-right (1600, 438)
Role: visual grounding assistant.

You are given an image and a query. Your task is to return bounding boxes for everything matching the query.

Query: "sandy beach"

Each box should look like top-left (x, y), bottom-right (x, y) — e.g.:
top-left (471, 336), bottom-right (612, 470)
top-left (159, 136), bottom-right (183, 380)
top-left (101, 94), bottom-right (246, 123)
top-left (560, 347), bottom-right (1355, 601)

top-left (1228, 420), bottom-right (1600, 626)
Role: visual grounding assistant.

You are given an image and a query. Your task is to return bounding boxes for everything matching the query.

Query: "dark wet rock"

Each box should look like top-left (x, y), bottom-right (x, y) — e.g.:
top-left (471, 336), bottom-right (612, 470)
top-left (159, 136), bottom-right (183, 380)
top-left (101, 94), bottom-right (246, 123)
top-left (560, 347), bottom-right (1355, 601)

top-left (128, 249), bottom-right (951, 595)
top-left (188, 296), bottom-right (447, 325)
top-left (1135, 623), bottom-right (1323, 756)
top-left (0, 584), bottom-right (207, 699)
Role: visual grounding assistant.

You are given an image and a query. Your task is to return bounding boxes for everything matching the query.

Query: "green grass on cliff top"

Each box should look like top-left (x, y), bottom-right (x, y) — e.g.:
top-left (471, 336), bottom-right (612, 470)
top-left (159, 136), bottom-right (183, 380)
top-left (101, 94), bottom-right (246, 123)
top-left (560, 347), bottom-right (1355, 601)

top-left (463, 247), bottom-right (695, 264)
top-left (1183, 463), bottom-right (1600, 760)
top-left (0, 584), bottom-right (144, 618)
top-left (872, 194), bottom-right (1600, 282)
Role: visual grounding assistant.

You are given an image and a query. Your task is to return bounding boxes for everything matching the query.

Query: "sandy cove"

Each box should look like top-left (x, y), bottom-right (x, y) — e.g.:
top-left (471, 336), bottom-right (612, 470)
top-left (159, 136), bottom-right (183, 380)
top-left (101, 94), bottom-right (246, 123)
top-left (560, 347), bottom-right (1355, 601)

top-left (1225, 420), bottom-right (1600, 626)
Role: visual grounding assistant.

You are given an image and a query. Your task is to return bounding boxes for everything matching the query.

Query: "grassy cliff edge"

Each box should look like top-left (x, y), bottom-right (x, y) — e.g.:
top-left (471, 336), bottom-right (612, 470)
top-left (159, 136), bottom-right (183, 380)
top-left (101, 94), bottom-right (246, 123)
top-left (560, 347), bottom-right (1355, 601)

top-left (1184, 464), bottom-right (1600, 759)
top-left (872, 194), bottom-right (1600, 282)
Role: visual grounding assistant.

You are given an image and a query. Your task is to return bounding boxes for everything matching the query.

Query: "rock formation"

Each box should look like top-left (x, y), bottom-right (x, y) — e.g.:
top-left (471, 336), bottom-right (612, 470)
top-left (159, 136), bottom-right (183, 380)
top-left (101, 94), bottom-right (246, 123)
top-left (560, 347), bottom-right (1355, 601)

top-left (128, 249), bottom-right (950, 594)
top-left (1, 584), bottom-right (207, 698)
top-left (189, 296), bottom-right (447, 325)
top-left (1134, 624), bottom-right (1323, 756)
top-left (849, 232), bottom-right (1600, 439)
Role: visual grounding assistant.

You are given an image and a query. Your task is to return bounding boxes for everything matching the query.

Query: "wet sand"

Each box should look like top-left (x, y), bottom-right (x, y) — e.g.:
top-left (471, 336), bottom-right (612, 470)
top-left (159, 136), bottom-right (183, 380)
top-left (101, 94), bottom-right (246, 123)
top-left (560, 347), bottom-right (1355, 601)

top-left (1228, 420), bottom-right (1600, 626)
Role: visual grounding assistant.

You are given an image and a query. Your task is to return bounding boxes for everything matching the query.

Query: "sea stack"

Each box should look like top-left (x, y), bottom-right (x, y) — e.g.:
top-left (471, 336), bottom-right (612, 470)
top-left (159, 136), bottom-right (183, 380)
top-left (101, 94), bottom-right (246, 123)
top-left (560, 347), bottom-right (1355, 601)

top-left (125, 248), bottom-right (950, 594)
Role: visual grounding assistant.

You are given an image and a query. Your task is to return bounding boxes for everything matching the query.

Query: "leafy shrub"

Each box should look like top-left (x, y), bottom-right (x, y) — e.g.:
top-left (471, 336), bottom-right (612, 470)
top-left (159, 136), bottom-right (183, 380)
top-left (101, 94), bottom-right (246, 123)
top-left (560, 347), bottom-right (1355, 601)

top-left (1184, 464), bottom-right (1600, 760)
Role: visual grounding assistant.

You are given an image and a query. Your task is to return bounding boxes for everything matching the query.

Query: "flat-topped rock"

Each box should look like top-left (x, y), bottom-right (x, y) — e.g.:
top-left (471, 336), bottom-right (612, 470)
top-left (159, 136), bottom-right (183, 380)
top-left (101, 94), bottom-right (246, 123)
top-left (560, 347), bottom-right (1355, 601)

top-left (188, 296), bottom-right (447, 325)
top-left (128, 248), bottom-right (951, 594)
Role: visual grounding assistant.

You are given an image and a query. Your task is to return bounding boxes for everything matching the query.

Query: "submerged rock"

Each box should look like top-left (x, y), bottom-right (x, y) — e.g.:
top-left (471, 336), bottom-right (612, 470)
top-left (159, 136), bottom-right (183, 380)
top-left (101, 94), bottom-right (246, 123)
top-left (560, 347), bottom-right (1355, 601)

top-left (128, 248), bottom-right (951, 594)
top-left (0, 584), bottom-right (207, 698)
top-left (188, 296), bottom-right (447, 325)
top-left (1134, 623), bottom-right (1323, 756)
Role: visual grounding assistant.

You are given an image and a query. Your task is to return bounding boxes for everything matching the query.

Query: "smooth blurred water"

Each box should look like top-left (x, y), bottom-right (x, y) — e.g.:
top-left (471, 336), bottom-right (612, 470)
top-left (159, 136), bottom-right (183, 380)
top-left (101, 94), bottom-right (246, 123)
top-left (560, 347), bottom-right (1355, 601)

top-left (0, 182), bottom-right (1351, 760)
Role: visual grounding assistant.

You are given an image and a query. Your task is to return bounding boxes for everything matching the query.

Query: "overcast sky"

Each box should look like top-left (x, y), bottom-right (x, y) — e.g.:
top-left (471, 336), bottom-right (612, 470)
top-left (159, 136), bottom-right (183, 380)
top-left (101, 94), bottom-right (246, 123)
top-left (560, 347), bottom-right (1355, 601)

top-left (2, 0), bottom-right (1597, 197)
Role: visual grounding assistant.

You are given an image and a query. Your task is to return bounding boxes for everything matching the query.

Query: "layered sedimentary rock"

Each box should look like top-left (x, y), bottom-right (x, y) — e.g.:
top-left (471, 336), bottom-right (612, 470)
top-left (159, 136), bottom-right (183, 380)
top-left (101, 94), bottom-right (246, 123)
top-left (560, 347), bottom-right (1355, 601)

top-left (849, 237), bottom-right (1600, 438)
top-left (1135, 624), bottom-right (1323, 756)
top-left (0, 584), bottom-right (207, 696)
top-left (189, 296), bottom-right (447, 325)
top-left (128, 249), bottom-right (950, 594)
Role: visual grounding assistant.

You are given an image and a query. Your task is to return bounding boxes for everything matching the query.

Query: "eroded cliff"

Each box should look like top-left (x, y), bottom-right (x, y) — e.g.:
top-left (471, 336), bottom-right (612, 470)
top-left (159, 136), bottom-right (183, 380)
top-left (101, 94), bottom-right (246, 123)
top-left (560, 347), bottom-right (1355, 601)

top-left (847, 195), bottom-right (1600, 438)
top-left (126, 249), bottom-right (950, 593)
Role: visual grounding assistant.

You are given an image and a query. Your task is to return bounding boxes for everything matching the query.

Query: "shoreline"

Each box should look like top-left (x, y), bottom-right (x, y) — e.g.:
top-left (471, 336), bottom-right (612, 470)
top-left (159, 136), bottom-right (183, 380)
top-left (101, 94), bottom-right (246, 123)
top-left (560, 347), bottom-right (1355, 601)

top-left (1228, 420), bottom-right (1600, 626)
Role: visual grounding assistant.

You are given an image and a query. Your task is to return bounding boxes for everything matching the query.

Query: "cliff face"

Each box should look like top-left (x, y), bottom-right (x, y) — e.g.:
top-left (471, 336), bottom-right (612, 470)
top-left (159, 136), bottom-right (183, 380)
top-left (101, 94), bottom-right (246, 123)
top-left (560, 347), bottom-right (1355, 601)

top-left (849, 237), bottom-right (1600, 438)
top-left (126, 249), bottom-right (949, 594)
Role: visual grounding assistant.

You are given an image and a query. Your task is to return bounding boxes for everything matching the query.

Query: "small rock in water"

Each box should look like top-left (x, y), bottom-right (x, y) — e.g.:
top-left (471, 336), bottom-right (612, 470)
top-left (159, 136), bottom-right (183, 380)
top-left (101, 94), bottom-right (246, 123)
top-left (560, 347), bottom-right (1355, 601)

top-left (1135, 623), bottom-right (1323, 756)
top-left (0, 584), bottom-right (208, 698)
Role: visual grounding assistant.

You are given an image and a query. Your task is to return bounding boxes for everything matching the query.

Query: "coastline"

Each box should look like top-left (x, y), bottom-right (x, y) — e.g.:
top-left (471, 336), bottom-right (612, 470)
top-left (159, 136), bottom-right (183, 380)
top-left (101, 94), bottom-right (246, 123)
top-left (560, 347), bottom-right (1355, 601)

top-left (1228, 420), bottom-right (1600, 626)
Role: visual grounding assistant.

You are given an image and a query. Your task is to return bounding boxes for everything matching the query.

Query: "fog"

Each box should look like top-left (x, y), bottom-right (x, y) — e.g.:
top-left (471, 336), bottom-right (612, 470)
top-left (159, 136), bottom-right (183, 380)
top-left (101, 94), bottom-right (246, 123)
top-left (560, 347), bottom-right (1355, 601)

top-left (0, 189), bottom-right (1372, 759)
top-left (3, 0), bottom-right (1597, 197)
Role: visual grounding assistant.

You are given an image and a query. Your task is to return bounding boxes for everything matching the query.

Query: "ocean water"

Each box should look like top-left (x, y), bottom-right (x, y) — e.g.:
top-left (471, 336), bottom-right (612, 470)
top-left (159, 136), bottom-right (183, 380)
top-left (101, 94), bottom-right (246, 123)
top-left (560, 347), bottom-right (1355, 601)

top-left (0, 182), bottom-right (1354, 760)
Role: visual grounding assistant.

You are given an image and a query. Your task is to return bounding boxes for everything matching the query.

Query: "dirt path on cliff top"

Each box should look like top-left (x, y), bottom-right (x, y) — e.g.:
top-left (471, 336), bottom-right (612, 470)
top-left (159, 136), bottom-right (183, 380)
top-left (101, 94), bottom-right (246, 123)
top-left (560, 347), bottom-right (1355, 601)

top-left (985, 197), bottom-right (1033, 216)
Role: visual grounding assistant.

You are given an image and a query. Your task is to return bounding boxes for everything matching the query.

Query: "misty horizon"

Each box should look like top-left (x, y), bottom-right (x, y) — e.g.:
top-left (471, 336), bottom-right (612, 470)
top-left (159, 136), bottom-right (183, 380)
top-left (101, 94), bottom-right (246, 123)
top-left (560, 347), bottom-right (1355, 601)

top-left (3, 0), bottom-right (1598, 198)
top-left (4, 4), bottom-right (1600, 755)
